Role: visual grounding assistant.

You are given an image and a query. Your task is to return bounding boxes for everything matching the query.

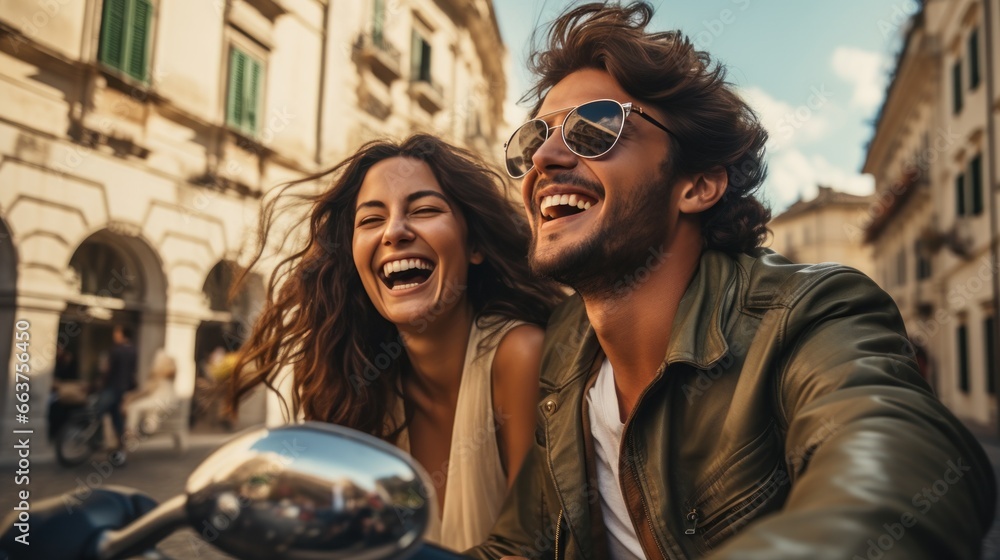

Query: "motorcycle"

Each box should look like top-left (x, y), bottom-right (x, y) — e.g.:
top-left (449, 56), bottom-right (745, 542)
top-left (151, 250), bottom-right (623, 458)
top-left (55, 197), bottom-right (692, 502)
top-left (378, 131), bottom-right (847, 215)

top-left (54, 391), bottom-right (113, 467)
top-left (0, 422), bottom-right (470, 559)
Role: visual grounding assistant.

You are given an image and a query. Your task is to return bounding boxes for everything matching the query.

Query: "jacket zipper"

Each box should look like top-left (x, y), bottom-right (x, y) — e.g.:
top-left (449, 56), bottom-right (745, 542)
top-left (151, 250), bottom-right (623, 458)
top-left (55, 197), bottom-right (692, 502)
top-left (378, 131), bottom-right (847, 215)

top-left (628, 430), bottom-right (670, 559)
top-left (554, 508), bottom-right (563, 559)
top-left (685, 509), bottom-right (700, 535)
top-left (620, 362), bottom-right (671, 560)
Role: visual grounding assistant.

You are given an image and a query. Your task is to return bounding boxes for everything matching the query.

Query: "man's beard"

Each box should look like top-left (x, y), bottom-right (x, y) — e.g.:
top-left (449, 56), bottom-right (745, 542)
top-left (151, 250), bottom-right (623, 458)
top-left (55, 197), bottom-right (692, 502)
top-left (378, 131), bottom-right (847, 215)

top-left (529, 162), bottom-right (675, 299)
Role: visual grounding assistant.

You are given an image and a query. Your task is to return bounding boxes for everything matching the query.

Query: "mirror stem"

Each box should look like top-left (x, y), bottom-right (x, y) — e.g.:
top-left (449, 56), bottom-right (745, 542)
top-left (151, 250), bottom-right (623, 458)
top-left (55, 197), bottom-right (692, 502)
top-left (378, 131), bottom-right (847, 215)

top-left (96, 494), bottom-right (187, 559)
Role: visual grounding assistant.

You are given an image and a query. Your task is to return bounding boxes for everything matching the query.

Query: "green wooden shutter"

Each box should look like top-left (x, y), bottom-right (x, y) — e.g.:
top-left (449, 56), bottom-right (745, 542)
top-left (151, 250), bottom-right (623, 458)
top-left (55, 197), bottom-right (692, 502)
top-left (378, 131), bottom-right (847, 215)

top-left (373, 0), bottom-right (385, 44)
top-left (411, 30), bottom-right (421, 81)
top-left (126, 0), bottom-right (151, 81)
top-left (99, 0), bottom-right (128, 69)
top-left (228, 49), bottom-right (246, 128)
top-left (246, 58), bottom-right (262, 134)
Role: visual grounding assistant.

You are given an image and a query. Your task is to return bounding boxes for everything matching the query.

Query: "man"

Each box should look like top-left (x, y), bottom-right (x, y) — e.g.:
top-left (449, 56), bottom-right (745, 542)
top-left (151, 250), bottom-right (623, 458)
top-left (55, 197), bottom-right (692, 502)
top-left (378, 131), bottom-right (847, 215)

top-left (468, 3), bottom-right (995, 559)
top-left (100, 324), bottom-right (138, 463)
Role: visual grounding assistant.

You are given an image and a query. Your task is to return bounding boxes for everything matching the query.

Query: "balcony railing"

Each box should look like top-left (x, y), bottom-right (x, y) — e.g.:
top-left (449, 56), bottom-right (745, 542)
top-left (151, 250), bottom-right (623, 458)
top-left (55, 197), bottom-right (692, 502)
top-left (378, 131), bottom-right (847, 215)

top-left (409, 78), bottom-right (444, 113)
top-left (355, 33), bottom-right (402, 84)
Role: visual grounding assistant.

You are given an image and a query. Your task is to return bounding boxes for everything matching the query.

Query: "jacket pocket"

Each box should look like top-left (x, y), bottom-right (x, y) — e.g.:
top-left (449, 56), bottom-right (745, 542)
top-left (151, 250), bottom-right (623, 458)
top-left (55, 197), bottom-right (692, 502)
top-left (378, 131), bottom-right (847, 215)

top-left (683, 424), bottom-right (789, 552)
top-left (696, 463), bottom-right (788, 549)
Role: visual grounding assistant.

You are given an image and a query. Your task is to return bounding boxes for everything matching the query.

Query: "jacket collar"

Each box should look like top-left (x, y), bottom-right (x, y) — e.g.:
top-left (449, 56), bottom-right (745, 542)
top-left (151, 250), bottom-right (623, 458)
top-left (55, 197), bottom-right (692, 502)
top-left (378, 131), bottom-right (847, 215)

top-left (548, 250), bottom-right (737, 389)
top-left (664, 250), bottom-right (736, 370)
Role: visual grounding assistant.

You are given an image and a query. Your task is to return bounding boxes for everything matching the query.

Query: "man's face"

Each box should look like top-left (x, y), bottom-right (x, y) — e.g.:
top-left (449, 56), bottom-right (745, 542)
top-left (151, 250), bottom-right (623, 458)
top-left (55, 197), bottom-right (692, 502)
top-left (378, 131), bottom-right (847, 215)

top-left (520, 69), bottom-right (678, 296)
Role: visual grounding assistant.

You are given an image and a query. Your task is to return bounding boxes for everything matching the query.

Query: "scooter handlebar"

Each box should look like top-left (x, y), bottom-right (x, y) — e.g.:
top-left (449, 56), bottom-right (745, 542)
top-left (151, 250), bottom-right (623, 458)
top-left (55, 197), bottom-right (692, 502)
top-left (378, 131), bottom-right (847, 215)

top-left (0, 485), bottom-right (158, 560)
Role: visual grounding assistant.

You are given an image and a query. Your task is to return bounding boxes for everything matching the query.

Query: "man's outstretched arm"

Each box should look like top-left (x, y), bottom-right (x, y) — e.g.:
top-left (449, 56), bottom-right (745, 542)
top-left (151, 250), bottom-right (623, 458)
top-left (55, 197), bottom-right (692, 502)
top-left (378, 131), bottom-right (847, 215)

top-left (709, 270), bottom-right (996, 560)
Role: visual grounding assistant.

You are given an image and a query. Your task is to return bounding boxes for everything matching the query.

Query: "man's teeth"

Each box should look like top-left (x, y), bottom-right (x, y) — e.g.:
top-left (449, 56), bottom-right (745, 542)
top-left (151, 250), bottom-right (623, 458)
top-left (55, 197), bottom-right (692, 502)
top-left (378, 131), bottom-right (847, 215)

top-left (540, 194), bottom-right (593, 212)
top-left (540, 194), bottom-right (593, 219)
top-left (382, 258), bottom-right (433, 278)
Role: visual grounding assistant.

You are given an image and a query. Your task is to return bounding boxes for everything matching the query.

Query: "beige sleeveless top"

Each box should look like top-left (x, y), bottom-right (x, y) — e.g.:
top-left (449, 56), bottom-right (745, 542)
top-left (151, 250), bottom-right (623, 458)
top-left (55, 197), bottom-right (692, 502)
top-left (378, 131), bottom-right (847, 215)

top-left (393, 317), bottom-right (523, 551)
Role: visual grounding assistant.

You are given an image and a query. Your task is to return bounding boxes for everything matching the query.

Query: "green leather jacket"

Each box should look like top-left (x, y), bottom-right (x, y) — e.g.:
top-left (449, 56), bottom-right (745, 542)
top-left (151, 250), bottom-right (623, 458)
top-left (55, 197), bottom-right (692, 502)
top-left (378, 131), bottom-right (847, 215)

top-left (467, 250), bottom-right (995, 559)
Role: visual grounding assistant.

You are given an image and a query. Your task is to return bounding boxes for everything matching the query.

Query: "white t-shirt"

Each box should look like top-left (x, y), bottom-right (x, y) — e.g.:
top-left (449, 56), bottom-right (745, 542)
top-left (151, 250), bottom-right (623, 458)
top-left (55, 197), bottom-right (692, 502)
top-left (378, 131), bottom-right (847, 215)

top-left (587, 358), bottom-right (645, 559)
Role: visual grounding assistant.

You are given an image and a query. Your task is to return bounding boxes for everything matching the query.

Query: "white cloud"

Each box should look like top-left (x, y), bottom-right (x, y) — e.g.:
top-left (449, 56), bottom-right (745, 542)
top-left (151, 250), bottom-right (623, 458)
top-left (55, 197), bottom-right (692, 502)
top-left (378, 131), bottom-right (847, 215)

top-left (740, 86), bottom-right (832, 151)
top-left (765, 148), bottom-right (875, 212)
top-left (831, 46), bottom-right (887, 110)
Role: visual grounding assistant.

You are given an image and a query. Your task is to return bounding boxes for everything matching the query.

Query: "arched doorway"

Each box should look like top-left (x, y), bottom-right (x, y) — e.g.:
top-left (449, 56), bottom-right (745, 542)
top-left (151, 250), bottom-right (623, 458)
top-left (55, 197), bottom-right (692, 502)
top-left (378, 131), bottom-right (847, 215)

top-left (0, 217), bottom-right (17, 431)
top-left (192, 260), bottom-right (266, 429)
top-left (57, 230), bottom-right (167, 390)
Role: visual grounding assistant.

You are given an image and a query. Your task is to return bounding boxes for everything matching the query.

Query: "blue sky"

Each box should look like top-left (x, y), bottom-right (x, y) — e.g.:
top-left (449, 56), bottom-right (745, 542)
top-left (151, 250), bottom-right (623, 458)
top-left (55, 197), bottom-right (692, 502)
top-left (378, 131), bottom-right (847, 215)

top-left (493, 0), bottom-right (921, 212)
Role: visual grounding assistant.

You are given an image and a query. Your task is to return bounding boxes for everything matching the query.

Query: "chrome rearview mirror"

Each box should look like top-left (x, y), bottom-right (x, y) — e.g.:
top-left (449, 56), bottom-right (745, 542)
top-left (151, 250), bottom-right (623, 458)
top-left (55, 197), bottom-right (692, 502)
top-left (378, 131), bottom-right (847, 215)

top-left (98, 422), bottom-right (436, 560)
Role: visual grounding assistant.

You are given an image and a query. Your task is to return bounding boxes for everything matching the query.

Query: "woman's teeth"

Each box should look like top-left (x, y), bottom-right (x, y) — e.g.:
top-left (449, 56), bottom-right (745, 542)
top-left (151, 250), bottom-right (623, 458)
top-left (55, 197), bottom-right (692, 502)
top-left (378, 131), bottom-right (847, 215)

top-left (382, 258), bottom-right (434, 278)
top-left (392, 282), bottom-right (423, 291)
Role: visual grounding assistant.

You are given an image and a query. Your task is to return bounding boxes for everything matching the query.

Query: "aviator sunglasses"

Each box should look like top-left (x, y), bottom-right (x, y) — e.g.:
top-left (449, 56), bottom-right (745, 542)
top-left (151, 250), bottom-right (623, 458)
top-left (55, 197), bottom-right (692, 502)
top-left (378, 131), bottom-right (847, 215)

top-left (503, 98), bottom-right (674, 178)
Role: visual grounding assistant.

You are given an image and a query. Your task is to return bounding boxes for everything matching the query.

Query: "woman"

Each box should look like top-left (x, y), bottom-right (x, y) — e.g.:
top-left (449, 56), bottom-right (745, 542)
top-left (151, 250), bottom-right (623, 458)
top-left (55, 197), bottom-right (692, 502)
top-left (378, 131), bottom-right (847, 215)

top-left (228, 134), bottom-right (564, 550)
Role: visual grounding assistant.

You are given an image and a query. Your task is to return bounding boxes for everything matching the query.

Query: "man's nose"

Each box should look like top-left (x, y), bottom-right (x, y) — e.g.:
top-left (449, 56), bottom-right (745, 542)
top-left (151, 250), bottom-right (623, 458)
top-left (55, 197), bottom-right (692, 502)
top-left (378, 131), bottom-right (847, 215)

top-left (530, 125), bottom-right (577, 175)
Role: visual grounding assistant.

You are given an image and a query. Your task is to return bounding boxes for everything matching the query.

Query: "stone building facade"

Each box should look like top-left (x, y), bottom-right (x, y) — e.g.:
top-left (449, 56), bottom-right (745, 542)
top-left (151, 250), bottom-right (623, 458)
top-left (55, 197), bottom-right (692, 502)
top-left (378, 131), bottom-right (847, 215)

top-left (0, 0), bottom-right (507, 459)
top-left (767, 185), bottom-right (876, 278)
top-left (862, 0), bottom-right (999, 429)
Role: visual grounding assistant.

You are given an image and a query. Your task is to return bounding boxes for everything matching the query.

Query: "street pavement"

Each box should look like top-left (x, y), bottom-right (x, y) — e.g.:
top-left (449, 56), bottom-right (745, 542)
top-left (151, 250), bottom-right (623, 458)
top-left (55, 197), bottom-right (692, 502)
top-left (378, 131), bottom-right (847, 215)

top-left (4, 425), bottom-right (1000, 559)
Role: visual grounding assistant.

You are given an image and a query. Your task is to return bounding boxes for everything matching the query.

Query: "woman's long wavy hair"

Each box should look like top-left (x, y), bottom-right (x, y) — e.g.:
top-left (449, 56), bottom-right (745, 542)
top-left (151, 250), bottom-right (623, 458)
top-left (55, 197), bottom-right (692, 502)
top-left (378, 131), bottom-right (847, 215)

top-left (527, 1), bottom-right (772, 254)
top-left (227, 134), bottom-right (563, 442)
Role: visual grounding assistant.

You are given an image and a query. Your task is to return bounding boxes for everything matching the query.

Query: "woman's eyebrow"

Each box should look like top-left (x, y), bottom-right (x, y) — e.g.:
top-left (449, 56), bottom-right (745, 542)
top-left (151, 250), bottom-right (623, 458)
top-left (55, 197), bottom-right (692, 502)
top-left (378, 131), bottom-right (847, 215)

top-left (355, 190), bottom-right (448, 212)
top-left (407, 190), bottom-right (449, 204)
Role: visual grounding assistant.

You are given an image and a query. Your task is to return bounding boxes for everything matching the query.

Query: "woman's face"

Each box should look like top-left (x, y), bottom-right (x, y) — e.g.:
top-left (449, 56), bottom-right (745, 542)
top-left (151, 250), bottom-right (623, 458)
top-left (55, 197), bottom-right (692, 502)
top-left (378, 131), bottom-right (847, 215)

top-left (352, 157), bottom-right (483, 329)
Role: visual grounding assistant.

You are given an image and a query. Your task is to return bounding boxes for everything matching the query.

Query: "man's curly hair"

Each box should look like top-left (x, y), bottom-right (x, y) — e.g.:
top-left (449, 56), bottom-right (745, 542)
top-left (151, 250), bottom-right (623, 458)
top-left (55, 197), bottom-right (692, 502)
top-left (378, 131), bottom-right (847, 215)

top-left (526, 1), bottom-right (771, 254)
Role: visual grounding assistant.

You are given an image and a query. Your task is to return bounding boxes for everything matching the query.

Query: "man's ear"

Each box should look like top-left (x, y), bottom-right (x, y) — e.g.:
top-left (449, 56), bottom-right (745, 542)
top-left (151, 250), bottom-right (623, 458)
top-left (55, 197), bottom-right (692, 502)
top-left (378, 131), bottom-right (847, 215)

top-left (677, 166), bottom-right (729, 214)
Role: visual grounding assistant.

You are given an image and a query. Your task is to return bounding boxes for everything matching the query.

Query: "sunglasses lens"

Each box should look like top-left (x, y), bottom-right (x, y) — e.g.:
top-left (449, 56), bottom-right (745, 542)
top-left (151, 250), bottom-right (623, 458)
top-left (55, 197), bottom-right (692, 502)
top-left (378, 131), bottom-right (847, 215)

top-left (564, 100), bottom-right (625, 158)
top-left (505, 120), bottom-right (548, 177)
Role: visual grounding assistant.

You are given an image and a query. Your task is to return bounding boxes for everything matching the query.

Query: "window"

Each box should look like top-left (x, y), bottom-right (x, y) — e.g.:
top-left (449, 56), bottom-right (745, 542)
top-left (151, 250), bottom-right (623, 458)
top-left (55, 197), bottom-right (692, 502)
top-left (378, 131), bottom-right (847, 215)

top-left (411, 30), bottom-right (431, 83)
top-left (915, 240), bottom-right (932, 280)
top-left (969, 28), bottom-right (981, 90)
top-left (952, 60), bottom-right (963, 114)
top-left (956, 172), bottom-right (966, 216)
top-left (226, 47), bottom-right (264, 136)
top-left (957, 324), bottom-right (970, 393)
top-left (986, 316), bottom-right (996, 394)
top-left (969, 154), bottom-right (983, 216)
top-left (98, 0), bottom-right (153, 82)
top-left (372, 0), bottom-right (385, 45)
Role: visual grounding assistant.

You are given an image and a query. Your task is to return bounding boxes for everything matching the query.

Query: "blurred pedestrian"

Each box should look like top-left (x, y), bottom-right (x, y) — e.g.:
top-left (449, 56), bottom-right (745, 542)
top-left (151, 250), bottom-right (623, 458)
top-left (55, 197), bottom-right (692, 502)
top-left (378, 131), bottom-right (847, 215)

top-left (97, 324), bottom-right (137, 464)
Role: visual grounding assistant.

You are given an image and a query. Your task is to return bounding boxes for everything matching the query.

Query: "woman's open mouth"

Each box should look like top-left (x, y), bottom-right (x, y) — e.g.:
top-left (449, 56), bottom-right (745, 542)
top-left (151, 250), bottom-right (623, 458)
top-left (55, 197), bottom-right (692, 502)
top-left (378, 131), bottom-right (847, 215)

top-left (378, 258), bottom-right (436, 291)
top-left (539, 193), bottom-right (597, 221)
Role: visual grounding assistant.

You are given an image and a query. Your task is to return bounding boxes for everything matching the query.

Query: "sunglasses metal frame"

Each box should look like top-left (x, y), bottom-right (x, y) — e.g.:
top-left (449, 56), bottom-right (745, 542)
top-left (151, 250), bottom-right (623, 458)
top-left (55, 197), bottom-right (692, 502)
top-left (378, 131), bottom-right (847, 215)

top-left (503, 98), bottom-right (674, 178)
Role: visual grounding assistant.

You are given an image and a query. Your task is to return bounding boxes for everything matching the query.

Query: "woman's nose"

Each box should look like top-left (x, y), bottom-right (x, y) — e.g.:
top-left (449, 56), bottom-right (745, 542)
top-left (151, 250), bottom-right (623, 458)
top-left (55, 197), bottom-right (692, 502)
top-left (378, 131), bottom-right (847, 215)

top-left (382, 214), bottom-right (415, 246)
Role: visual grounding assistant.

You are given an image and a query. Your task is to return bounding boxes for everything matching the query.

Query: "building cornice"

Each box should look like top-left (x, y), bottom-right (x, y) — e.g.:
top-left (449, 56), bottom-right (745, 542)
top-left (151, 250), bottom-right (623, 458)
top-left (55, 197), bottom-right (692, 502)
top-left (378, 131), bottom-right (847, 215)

top-left (863, 15), bottom-right (939, 175)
